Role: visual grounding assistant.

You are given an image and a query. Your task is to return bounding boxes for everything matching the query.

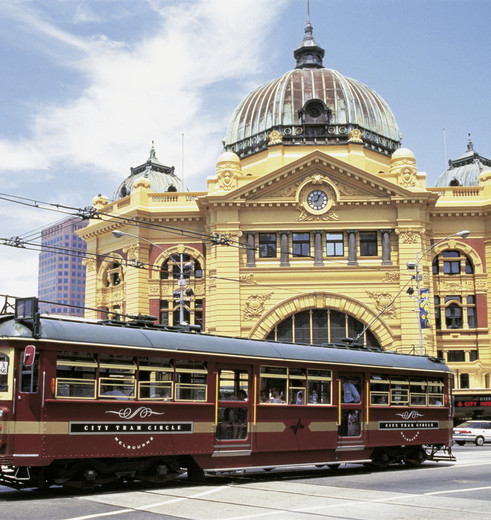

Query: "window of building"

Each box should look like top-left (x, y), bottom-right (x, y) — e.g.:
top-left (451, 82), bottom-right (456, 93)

top-left (470, 350), bottom-right (479, 362)
top-left (447, 350), bottom-right (465, 362)
top-left (292, 232), bottom-right (310, 257)
top-left (326, 232), bottom-right (344, 256)
top-left (445, 296), bottom-right (463, 329)
top-left (460, 373), bottom-right (470, 389)
top-left (359, 231), bottom-right (377, 256)
top-left (433, 249), bottom-right (474, 275)
top-left (105, 262), bottom-right (122, 287)
top-left (258, 233), bottom-right (277, 258)
top-left (467, 295), bottom-right (477, 328)
top-left (266, 309), bottom-right (380, 349)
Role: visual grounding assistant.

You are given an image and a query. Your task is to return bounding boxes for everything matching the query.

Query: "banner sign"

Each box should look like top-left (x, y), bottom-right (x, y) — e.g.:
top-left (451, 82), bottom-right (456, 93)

top-left (419, 288), bottom-right (429, 329)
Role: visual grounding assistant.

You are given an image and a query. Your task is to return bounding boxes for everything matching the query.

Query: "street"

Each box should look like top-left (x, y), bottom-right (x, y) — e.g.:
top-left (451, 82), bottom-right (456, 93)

top-left (2, 445), bottom-right (491, 520)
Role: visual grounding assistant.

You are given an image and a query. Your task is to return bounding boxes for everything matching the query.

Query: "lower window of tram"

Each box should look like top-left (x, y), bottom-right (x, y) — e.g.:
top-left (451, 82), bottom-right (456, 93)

top-left (266, 309), bottom-right (380, 348)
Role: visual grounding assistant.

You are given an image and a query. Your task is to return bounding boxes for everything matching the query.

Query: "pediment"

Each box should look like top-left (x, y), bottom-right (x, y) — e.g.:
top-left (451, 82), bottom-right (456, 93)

top-left (213, 150), bottom-right (431, 206)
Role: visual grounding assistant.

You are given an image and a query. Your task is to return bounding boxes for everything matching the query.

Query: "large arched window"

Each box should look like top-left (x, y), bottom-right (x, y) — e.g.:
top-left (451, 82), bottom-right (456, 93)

top-left (432, 250), bottom-right (474, 275)
top-left (266, 309), bottom-right (380, 349)
top-left (160, 254), bottom-right (202, 280)
top-left (158, 252), bottom-right (203, 328)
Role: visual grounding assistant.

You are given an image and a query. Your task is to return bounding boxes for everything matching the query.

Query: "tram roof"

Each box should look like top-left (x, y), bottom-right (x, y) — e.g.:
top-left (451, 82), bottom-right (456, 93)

top-left (0, 315), bottom-right (451, 374)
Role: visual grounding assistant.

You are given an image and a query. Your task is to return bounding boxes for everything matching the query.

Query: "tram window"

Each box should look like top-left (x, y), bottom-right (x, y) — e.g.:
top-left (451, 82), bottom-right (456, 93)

top-left (219, 370), bottom-right (249, 401)
top-left (307, 369), bottom-right (332, 404)
top-left (289, 368), bottom-right (306, 404)
top-left (391, 376), bottom-right (409, 405)
top-left (428, 379), bottom-right (444, 406)
top-left (260, 366), bottom-right (287, 403)
top-left (99, 354), bottom-right (136, 399)
top-left (216, 407), bottom-right (248, 440)
top-left (56, 351), bottom-right (97, 399)
top-left (410, 377), bottom-right (427, 406)
top-left (138, 357), bottom-right (173, 401)
top-left (0, 352), bottom-right (10, 392)
top-left (370, 375), bottom-right (389, 405)
top-left (175, 360), bottom-right (207, 401)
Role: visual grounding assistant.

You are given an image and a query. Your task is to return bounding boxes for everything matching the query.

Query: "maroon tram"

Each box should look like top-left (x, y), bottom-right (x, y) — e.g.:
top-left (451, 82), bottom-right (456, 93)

top-left (0, 297), bottom-right (454, 488)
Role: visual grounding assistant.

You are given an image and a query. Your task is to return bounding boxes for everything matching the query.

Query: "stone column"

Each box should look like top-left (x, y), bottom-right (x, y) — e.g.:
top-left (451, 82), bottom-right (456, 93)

top-left (245, 231), bottom-right (256, 267)
top-left (280, 231), bottom-right (290, 267)
top-left (347, 230), bottom-right (358, 266)
top-left (314, 230), bottom-right (324, 266)
top-left (381, 229), bottom-right (393, 265)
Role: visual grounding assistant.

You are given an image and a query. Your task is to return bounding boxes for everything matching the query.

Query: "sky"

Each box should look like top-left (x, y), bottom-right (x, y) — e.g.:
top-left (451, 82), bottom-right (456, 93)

top-left (0, 0), bottom-right (490, 299)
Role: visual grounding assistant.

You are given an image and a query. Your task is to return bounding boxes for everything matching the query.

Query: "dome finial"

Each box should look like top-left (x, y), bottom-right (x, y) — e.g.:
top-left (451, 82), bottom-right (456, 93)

top-left (294, 0), bottom-right (325, 69)
top-left (149, 140), bottom-right (157, 160)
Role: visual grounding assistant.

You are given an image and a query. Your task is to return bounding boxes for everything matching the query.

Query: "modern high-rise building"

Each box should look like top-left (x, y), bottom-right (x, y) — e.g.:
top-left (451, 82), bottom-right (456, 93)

top-left (38, 216), bottom-right (87, 316)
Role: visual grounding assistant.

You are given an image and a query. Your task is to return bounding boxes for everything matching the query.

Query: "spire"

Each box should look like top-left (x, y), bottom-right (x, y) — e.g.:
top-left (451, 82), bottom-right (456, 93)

top-left (149, 140), bottom-right (157, 161)
top-left (294, 0), bottom-right (325, 69)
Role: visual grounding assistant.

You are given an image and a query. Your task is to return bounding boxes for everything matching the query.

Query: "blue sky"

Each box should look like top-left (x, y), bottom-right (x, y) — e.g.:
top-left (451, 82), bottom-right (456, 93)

top-left (0, 0), bottom-right (490, 298)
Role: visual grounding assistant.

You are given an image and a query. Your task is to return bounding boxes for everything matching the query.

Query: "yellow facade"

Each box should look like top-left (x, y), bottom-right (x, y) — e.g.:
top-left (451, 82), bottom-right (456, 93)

top-left (79, 136), bottom-right (491, 413)
top-left (79, 18), bottom-right (491, 420)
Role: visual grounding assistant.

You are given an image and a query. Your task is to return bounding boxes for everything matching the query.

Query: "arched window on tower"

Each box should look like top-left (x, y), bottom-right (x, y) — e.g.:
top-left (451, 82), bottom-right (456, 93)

top-left (158, 252), bottom-right (204, 328)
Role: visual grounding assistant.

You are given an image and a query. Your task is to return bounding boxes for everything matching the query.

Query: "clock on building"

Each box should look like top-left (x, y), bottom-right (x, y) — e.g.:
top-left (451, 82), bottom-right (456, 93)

top-left (307, 189), bottom-right (328, 210)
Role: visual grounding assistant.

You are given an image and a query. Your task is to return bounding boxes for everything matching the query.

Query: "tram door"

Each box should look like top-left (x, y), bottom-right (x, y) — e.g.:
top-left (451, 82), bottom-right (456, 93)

top-left (337, 374), bottom-right (365, 446)
top-left (214, 367), bottom-right (252, 453)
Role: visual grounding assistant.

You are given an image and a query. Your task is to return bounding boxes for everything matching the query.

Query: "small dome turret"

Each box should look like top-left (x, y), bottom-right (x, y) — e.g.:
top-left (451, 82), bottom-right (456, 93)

top-left (114, 142), bottom-right (182, 199)
top-left (435, 135), bottom-right (491, 187)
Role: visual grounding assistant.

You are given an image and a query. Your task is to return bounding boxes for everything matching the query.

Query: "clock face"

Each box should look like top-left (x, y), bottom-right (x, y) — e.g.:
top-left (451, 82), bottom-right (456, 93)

top-left (307, 189), bottom-right (328, 210)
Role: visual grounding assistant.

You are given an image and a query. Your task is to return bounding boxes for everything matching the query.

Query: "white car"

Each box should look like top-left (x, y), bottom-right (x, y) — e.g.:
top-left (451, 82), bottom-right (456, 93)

top-left (453, 420), bottom-right (491, 446)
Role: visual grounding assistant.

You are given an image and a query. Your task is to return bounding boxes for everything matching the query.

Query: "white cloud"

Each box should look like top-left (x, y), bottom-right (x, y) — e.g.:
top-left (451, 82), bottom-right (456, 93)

top-left (0, 0), bottom-right (287, 192)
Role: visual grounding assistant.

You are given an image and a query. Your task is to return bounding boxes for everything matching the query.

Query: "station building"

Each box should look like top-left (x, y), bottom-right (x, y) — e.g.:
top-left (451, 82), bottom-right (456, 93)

top-left (79, 19), bottom-right (491, 420)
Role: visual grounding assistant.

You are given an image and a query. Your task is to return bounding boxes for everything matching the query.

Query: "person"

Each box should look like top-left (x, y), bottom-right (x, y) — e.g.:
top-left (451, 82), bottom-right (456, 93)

top-left (295, 390), bottom-right (304, 405)
top-left (309, 389), bottom-right (318, 403)
top-left (342, 379), bottom-right (361, 403)
top-left (236, 389), bottom-right (247, 401)
top-left (260, 390), bottom-right (269, 402)
top-left (270, 387), bottom-right (284, 403)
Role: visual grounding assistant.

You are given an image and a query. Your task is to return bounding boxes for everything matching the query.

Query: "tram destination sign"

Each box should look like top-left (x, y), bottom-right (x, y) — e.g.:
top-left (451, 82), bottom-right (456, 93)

top-left (379, 421), bottom-right (438, 430)
top-left (69, 421), bottom-right (193, 435)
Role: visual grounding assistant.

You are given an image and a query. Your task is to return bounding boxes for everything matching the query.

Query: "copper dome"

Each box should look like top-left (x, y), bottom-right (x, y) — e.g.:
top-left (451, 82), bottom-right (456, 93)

top-left (223, 18), bottom-right (400, 159)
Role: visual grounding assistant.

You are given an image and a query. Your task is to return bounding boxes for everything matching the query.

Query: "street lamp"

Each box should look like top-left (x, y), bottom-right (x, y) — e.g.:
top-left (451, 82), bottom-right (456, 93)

top-left (408, 230), bottom-right (470, 355)
top-left (112, 230), bottom-right (193, 325)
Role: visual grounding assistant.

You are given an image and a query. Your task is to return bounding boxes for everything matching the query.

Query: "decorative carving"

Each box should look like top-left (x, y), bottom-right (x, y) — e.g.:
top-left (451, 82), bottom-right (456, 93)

top-left (399, 230), bottom-right (420, 244)
top-left (308, 173), bottom-right (326, 185)
top-left (383, 272), bottom-right (400, 283)
top-left (82, 258), bottom-right (96, 272)
top-left (268, 130), bottom-right (283, 145)
top-left (216, 162), bottom-right (240, 191)
top-left (240, 274), bottom-right (258, 285)
top-left (334, 182), bottom-right (356, 196)
top-left (399, 167), bottom-right (417, 188)
top-left (297, 209), bottom-right (339, 222)
top-left (244, 293), bottom-right (273, 320)
top-left (148, 283), bottom-right (161, 296)
top-left (348, 128), bottom-right (363, 143)
top-left (366, 291), bottom-right (396, 318)
top-left (124, 244), bottom-right (140, 261)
